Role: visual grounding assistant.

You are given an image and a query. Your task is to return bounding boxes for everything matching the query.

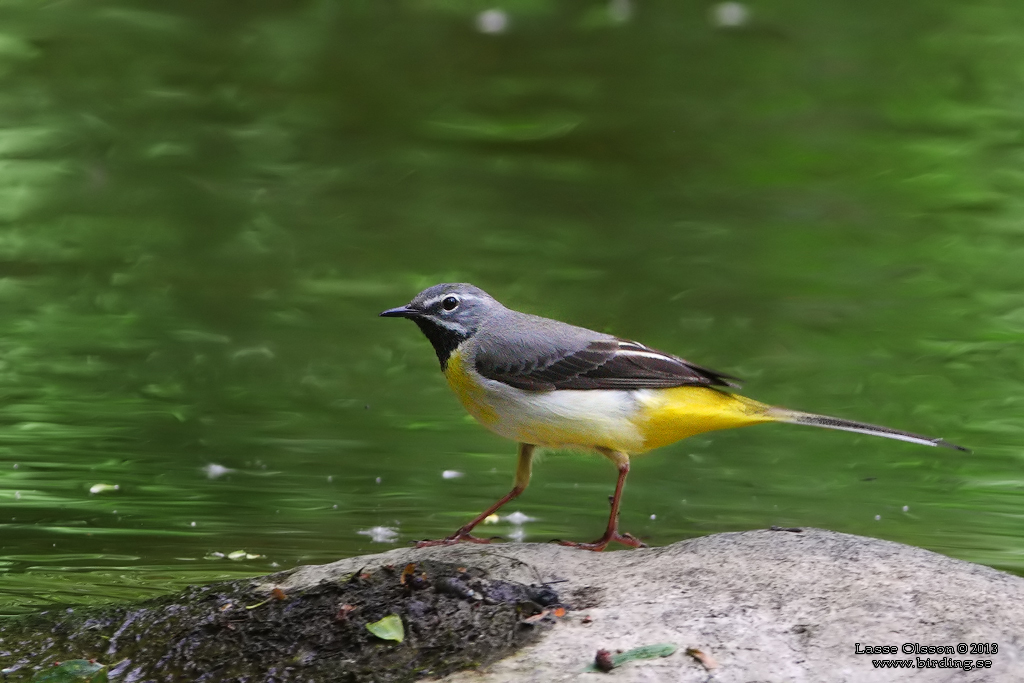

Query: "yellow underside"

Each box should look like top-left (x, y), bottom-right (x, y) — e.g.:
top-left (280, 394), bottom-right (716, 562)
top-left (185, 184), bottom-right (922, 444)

top-left (633, 385), bottom-right (775, 452)
top-left (444, 351), bottom-right (500, 425)
top-left (444, 350), bottom-right (777, 454)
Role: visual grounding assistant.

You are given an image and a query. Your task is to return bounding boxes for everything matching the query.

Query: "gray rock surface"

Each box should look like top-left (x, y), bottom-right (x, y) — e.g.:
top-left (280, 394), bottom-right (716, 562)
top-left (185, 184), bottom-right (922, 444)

top-left (262, 528), bottom-right (1024, 682)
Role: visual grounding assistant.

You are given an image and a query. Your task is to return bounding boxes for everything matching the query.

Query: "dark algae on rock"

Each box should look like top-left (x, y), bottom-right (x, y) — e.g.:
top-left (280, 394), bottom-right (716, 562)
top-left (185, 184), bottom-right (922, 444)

top-left (0, 560), bottom-right (558, 682)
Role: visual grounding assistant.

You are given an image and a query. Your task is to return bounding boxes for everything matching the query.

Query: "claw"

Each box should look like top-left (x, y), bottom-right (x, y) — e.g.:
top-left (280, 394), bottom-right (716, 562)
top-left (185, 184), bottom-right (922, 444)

top-left (553, 531), bottom-right (647, 552)
top-left (414, 532), bottom-right (502, 548)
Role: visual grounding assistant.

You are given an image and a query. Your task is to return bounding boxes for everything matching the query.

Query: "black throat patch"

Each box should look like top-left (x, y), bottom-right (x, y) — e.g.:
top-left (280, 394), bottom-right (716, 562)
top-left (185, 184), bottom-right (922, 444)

top-left (413, 318), bottom-right (470, 370)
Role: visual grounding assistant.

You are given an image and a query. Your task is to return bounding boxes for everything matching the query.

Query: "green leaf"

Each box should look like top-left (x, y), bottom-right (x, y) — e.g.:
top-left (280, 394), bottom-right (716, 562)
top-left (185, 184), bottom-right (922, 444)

top-left (32, 660), bottom-right (108, 683)
top-left (366, 614), bottom-right (405, 642)
top-left (583, 643), bottom-right (676, 671)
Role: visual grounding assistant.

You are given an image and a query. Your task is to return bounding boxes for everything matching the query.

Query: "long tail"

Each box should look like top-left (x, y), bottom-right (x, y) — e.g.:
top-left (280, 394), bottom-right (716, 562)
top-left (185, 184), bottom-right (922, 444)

top-left (766, 406), bottom-right (969, 452)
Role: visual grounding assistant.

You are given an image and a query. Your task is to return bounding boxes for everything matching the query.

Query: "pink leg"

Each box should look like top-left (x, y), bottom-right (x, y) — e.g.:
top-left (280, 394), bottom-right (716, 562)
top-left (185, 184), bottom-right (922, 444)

top-left (557, 450), bottom-right (646, 552)
top-left (416, 443), bottom-right (534, 548)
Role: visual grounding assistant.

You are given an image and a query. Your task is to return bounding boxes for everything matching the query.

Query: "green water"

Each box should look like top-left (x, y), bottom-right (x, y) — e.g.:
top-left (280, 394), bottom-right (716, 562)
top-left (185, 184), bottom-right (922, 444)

top-left (0, 0), bottom-right (1021, 614)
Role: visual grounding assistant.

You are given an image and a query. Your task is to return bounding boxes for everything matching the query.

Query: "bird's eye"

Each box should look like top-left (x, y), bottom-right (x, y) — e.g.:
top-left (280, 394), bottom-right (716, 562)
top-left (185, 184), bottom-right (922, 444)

top-left (442, 296), bottom-right (459, 311)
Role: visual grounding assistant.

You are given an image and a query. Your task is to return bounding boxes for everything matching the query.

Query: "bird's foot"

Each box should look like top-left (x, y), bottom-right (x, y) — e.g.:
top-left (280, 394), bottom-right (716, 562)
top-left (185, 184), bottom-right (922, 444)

top-left (414, 530), bottom-right (501, 548)
top-left (553, 531), bottom-right (647, 552)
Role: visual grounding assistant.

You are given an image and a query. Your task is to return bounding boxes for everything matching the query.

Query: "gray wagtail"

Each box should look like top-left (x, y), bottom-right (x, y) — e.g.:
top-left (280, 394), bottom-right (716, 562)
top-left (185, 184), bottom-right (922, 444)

top-left (381, 283), bottom-right (967, 551)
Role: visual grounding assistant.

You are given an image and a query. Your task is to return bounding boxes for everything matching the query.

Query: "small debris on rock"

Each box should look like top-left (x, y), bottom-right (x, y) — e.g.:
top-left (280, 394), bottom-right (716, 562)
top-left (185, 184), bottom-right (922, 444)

top-left (520, 606), bottom-right (566, 625)
top-left (686, 647), bottom-right (719, 671)
top-left (335, 603), bottom-right (357, 622)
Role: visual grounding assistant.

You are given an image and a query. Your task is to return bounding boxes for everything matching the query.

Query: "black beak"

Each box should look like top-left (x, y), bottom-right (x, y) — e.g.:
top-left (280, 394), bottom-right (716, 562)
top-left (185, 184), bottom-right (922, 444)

top-left (380, 304), bottom-right (420, 318)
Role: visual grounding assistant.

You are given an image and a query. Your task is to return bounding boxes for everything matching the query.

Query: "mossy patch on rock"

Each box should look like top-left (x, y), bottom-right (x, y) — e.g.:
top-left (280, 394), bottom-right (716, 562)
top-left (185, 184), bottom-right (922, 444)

top-left (0, 560), bottom-right (559, 682)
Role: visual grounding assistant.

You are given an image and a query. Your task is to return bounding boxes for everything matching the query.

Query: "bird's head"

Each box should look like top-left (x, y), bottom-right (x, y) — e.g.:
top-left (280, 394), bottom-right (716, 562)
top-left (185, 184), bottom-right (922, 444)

top-left (381, 283), bottom-right (500, 367)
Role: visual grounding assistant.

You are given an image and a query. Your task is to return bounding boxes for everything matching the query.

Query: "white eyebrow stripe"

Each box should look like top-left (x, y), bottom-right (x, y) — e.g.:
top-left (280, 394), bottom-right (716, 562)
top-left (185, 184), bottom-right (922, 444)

top-left (421, 293), bottom-right (482, 308)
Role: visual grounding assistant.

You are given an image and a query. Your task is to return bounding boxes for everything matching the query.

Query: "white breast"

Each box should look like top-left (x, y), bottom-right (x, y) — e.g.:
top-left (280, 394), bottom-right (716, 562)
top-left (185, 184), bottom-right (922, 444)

top-left (470, 375), bottom-right (647, 452)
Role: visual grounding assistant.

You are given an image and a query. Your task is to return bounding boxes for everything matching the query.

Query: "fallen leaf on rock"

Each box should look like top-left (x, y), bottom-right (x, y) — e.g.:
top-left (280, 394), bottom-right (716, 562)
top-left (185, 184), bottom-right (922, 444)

top-left (244, 586), bottom-right (286, 610)
top-left (686, 647), bottom-right (719, 670)
top-left (366, 614), bottom-right (404, 642)
top-left (521, 609), bottom-right (551, 624)
top-left (32, 660), bottom-right (107, 682)
top-left (583, 643), bottom-right (677, 671)
top-left (400, 563), bottom-right (416, 585)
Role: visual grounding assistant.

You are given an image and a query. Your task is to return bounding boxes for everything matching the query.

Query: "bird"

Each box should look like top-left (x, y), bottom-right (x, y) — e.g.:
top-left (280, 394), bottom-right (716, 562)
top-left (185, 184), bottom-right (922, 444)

top-left (381, 283), bottom-right (966, 551)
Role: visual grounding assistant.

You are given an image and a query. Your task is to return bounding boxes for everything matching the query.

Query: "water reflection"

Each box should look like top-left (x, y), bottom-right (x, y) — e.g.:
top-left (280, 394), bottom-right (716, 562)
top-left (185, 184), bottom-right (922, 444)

top-left (0, 0), bottom-right (1015, 614)
top-left (476, 9), bottom-right (509, 35)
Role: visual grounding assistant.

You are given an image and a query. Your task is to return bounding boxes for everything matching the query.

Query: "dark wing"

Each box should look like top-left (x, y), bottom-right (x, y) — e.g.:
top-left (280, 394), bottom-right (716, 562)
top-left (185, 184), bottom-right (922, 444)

top-left (475, 338), bottom-right (740, 391)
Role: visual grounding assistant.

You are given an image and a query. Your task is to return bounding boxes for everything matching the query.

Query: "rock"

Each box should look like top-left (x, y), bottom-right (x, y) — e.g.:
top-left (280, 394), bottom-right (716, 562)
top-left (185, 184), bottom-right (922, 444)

top-left (4, 528), bottom-right (1022, 682)
top-left (264, 528), bottom-right (1024, 682)
top-left (0, 560), bottom-right (552, 682)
